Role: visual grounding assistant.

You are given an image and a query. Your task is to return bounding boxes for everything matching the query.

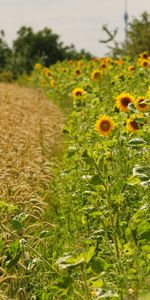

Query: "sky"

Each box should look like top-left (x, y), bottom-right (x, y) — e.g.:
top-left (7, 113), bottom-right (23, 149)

top-left (0, 0), bottom-right (150, 57)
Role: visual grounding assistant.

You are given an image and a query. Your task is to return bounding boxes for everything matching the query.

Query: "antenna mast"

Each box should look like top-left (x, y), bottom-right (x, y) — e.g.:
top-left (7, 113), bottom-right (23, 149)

top-left (124, 0), bottom-right (128, 42)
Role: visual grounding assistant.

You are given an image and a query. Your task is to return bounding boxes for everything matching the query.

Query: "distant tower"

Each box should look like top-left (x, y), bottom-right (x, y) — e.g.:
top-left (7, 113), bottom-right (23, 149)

top-left (124, 0), bottom-right (128, 42)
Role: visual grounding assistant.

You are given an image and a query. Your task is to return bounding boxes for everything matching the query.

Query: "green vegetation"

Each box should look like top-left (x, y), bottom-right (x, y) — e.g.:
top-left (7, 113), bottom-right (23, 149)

top-left (1, 52), bottom-right (150, 299)
top-left (1, 11), bottom-right (150, 300)
top-left (0, 26), bottom-right (92, 80)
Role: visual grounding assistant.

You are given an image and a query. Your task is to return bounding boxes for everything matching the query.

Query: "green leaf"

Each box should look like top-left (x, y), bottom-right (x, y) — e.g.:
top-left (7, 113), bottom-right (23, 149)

top-left (90, 175), bottom-right (101, 185)
top-left (39, 230), bottom-right (52, 238)
top-left (133, 165), bottom-right (150, 180)
top-left (91, 257), bottom-right (105, 274)
top-left (137, 221), bottom-right (150, 240)
top-left (67, 146), bottom-right (76, 158)
top-left (128, 138), bottom-right (147, 146)
top-left (5, 239), bottom-right (22, 269)
top-left (140, 180), bottom-right (150, 187)
top-left (98, 290), bottom-right (119, 298)
top-left (10, 219), bottom-right (24, 232)
top-left (126, 176), bottom-right (140, 186)
top-left (56, 255), bottom-right (84, 269)
top-left (55, 275), bottom-right (73, 289)
top-left (84, 246), bottom-right (96, 263)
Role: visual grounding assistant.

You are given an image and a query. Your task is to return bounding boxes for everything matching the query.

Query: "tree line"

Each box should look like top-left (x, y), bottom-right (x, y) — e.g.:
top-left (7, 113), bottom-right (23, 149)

top-left (0, 26), bottom-right (92, 80)
top-left (0, 12), bottom-right (150, 80)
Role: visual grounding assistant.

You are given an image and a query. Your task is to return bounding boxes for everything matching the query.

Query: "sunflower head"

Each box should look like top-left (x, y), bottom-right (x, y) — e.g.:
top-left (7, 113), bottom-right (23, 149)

top-left (61, 67), bottom-right (67, 73)
top-left (116, 93), bottom-right (134, 112)
top-left (96, 116), bottom-right (114, 136)
top-left (77, 60), bottom-right (84, 67)
top-left (34, 63), bottom-right (42, 70)
top-left (126, 116), bottom-right (144, 132)
top-left (140, 59), bottom-right (149, 68)
top-left (135, 96), bottom-right (148, 112)
top-left (128, 65), bottom-right (136, 71)
top-left (139, 51), bottom-right (149, 60)
top-left (75, 69), bottom-right (81, 76)
top-left (72, 87), bottom-right (85, 98)
top-left (100, 62), bottom-right (107, 69)
top-left (91, 69), bottom-right (102, 81)
top-left (43, 67), bottom-right (51, 76)
top-left (50, 79), bottom-right (55, 88)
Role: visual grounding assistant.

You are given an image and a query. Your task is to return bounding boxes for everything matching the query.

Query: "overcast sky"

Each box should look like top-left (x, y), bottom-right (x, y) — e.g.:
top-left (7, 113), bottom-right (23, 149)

top-left (0, 0), bottom-right (150, 56)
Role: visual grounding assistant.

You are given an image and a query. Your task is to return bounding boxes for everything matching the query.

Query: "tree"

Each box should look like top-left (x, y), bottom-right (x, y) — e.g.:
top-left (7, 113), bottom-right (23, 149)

top-left (0, 30), bottom-right (11, 70)
top-left (10, 26), bottom-right (92, 76)
top-left (100, 12), bottom-right (150, 58)
top-left (10, 26), bottom-right (66, 75)
top-left (124, 11), bottom-right (150, 56)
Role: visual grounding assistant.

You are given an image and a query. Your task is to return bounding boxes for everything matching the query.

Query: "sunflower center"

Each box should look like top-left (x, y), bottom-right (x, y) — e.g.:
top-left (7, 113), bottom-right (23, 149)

top-left (94, 72), bottom-right (100, 79)
top-left (121, 97), bottom-right (131, 107)
top-left (143, 61), bottom-right (148, 67)
top-left (142, 54), bottom-right (148, 59)
top-left (76, 91), bottom-right (82, 96)
top-left (100, 120), bottom-right (110, 131)
top-left (130, 120), bottom-right (139, 130)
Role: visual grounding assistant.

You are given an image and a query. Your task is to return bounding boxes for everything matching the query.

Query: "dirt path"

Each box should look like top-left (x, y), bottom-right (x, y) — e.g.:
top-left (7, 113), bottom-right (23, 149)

top-left (0, 83), bottom-right (63, 210)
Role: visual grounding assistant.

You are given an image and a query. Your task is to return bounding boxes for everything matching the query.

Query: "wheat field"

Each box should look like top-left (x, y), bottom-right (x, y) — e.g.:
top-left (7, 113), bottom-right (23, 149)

top-left (0, 83), bottom-right (63, 210)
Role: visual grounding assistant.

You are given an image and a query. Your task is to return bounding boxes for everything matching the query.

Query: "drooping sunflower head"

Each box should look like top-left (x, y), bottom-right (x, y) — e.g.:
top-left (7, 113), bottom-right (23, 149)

top-left (91, 69), bottom-right (102, 81)
top-left (126, 115), bottom-right (144, 132)
top-left (71, 87), bottom-right (85, 98)
top-left (116, 93), bottom-right (134, 112)
top-left (128, 65), bottom-right (136, 71)
top-left (139, 51), bottom-right (149, 60)
top-left (135, 96), bottom-right (148, 112)
top-left (43, 67), bottom-right (52, 77)
top-left (96, 116), bottom-right (114, 136)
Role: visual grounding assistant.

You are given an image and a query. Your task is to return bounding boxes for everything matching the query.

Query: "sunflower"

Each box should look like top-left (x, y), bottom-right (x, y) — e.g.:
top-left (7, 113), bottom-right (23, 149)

top-left (61, 67), bottom-right (67, 73)
top-left (139, 51), bottom-right (149, 60)
top-left (96, 116), bottom-right (114, 136)
top-left (114, 59), bottom-right (125, 65)
top-left (116, 93), bottom-right (134, 112)
top-left (126, 115), bottom-right (144, 132)
top-left (43, 67), bottom-right (52, 77)
top-left (128, 65), bottom-right (136, 71)
top-left (140, 59), bottom-right (149, 68)
top-left (75, 69), bottom-right (81, 76)
top-left (101, 62), bottom-right (107, 69)
top-left (135, 96), bottom-right (148, 112)
top-left (34, 63), bottom-right (42, 70)
top-left (71, 87), bottom-right (85, 98)
top-left (91, 69), bottom-right (101, 81)
top-left (50, 79), bottom-right (55, 88)
top-left (77, 60), bottom-right (84, 67)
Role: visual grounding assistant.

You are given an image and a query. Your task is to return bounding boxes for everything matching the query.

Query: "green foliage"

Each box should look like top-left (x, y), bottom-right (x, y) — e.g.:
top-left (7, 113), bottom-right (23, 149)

top-left (125, 12), bottom-right (150, 56)
top-left (1, 53), bottom-right (150, 298)
top-left (0, 26), bottom-right (92, 79)
top-left (101, 12), bottom-right (150, 58)
top-left (0, 30), bottom-right (12, 71)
